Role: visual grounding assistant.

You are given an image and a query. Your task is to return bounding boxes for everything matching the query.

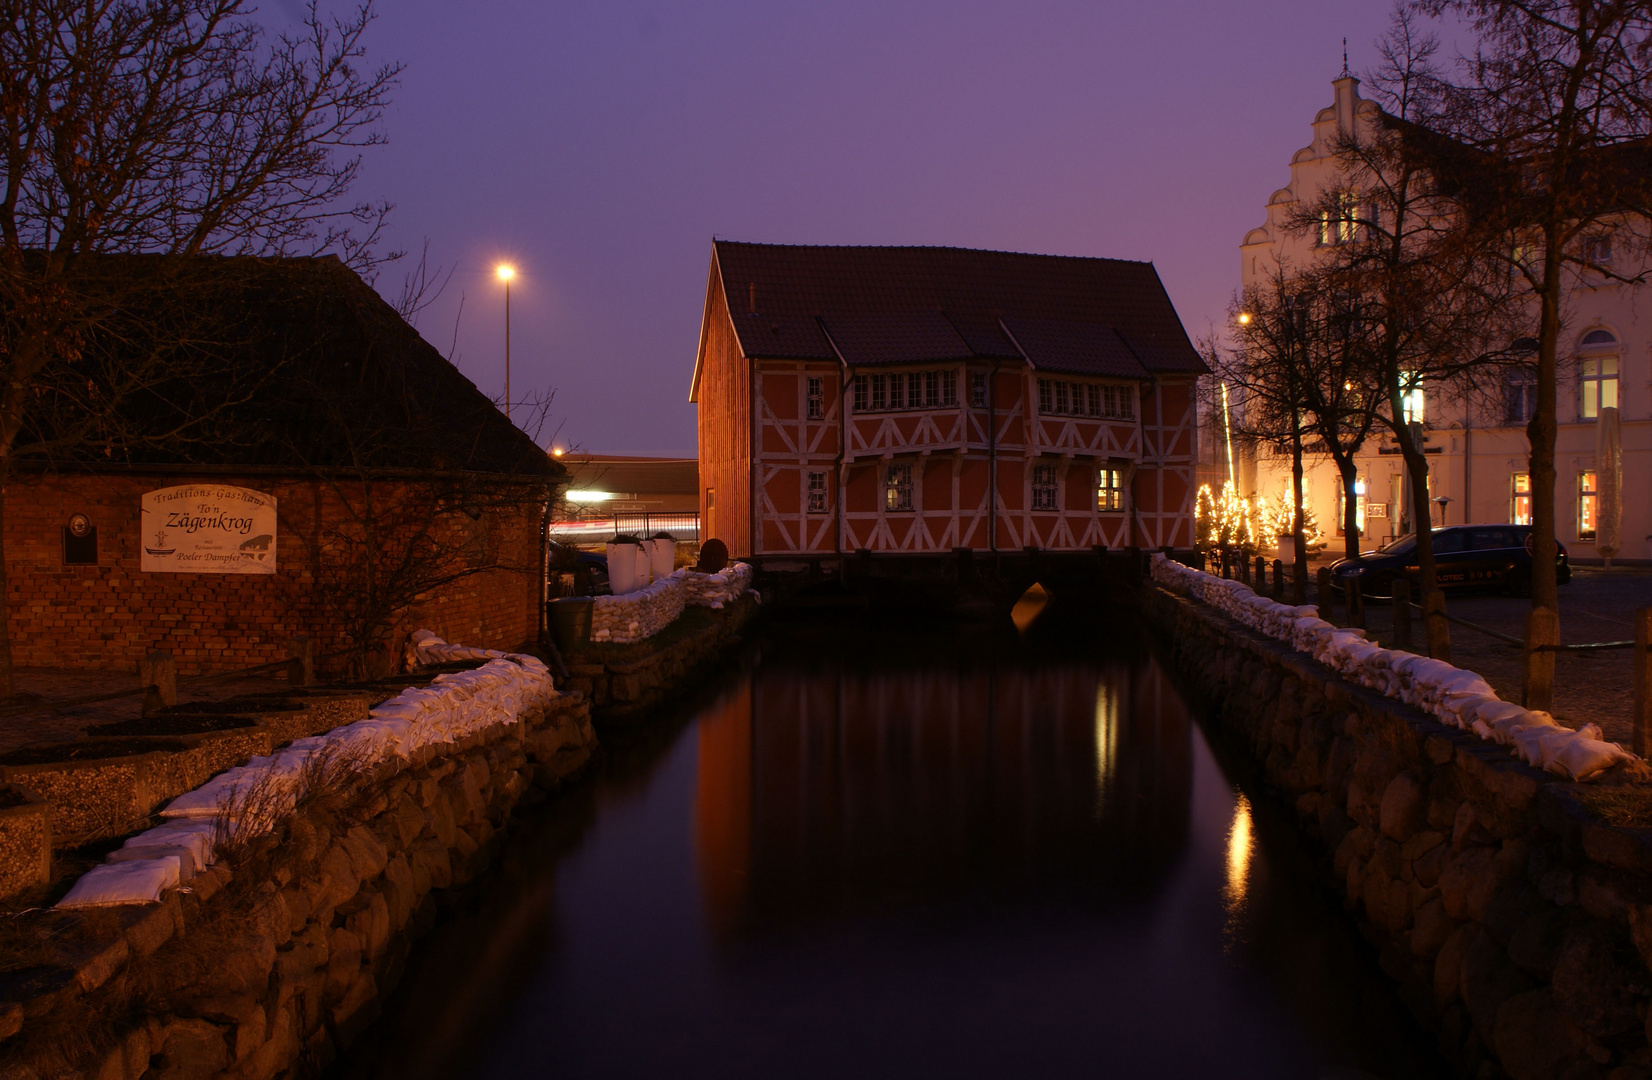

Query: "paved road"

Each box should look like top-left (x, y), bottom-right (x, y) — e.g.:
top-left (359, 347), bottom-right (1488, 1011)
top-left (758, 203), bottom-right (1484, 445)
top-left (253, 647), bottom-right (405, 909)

top-left (0, 668), bottom-right (291, 754)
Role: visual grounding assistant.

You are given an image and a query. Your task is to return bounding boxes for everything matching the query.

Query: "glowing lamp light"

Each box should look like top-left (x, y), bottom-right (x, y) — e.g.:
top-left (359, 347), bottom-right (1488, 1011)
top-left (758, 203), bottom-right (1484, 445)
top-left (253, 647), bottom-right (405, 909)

top-left (551, 447), bottom-right (565, 457)
top-left (1236, 311), bottom-right (1252, 325)
top-left (495, 263), bottom-right (515, 282)
top-left (565, 489), bottom-right (616, 503)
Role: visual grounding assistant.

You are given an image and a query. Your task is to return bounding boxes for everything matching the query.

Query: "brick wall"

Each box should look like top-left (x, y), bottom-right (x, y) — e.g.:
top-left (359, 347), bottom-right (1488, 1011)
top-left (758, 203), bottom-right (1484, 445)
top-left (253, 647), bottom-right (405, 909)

top-left (5, 473), bottom-right (543, 675)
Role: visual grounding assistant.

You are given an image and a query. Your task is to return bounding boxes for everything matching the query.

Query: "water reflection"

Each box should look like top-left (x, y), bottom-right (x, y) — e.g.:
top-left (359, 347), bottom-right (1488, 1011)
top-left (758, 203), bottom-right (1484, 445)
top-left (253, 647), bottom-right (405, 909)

top-left (338, 617), bottom-right (1450, 1080)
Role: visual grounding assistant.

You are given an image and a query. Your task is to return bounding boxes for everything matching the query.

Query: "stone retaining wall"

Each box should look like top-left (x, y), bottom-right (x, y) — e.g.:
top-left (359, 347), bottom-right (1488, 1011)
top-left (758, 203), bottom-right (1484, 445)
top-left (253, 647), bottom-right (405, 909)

top-left (0, 692), bottom-right (597, 1080)
top-left (1147, 583), bottom-right (1652, 1080)
top-left (562, 593), bottom-right (758, 722)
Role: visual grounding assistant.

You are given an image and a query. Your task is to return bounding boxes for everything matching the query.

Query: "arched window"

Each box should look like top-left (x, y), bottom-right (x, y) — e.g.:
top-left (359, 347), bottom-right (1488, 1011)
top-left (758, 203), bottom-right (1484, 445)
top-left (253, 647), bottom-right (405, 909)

top-left (1578, 329), bottom-right (1619, 419)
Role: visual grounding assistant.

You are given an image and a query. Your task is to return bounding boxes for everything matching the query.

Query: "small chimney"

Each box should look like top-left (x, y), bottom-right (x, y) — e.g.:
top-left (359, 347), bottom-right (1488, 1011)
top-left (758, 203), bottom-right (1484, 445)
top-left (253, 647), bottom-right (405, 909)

top-left (748, 282), bottom-right (757, 313)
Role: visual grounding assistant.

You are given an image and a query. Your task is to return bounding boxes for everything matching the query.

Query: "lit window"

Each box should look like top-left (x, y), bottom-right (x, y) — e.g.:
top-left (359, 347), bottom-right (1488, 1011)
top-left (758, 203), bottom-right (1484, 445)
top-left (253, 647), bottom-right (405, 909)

top-left (1335, 477), bottom-right (1368, 537)
top-left (871, 374), bottom-right (888, 410)
top-left (1401, 376), bottom-right (1425, 424)
top-left (942, 370), bottom-right (958, 407)
top-left (971, 372), bottom-right (988, 408)
top-left (1098, 467), bottom-right (1124, 512)
top-left (924, 371), bottom-right (940, 408)
top-left (1579, 471), bottom-right (1597, 539)
top-left (1039, 379), bottom-right (1053, 414)
top-left (1032, 464), bottom-right (1058, 511)
top-left (1318, 191), bottom-right (1362, 246)
top-left (807, 471), bottom-right (827, 513)
top-left (1581, 356), bottom-right (1618, 419)
top-left (1511, 473), bottom-right (1531, 526)
top-left (853, 376), bottom-right (869, 412)
top-left (807, 376), bottom-right (824, 420)
top-left (885, 463), bottom-right (913, 512)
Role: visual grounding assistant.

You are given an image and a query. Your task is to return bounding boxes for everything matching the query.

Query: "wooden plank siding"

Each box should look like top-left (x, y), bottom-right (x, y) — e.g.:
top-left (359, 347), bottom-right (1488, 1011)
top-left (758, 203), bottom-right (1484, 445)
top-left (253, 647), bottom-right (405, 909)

top-left (693, 269), bottom-right (754, 555)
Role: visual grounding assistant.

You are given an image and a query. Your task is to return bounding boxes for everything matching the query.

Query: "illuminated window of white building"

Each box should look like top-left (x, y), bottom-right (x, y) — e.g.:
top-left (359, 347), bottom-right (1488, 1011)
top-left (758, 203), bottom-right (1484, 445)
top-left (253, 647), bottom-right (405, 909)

top-left (1579, 330), bottom-right (1619, 419)
top-left (1335, 477), bottom-right (1367, 537)
top-left (1511, 473), bottom-right (1531, 526)
top-left (1579, 471), bottom-right (1597, 540)
top-left (1400, 377), bottom-right (1425, 425)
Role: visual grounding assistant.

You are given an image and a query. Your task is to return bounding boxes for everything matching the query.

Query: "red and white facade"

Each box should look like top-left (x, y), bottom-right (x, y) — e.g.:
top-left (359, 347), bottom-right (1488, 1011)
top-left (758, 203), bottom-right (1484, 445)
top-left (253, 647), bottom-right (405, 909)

top-left (690, 243), bottom-right (1205, 560)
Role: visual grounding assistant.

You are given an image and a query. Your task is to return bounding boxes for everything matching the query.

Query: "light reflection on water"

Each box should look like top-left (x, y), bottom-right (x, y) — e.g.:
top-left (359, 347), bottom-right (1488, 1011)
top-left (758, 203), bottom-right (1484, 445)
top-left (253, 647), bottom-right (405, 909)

top-left (336, 621), bottom-right (1449, 1080)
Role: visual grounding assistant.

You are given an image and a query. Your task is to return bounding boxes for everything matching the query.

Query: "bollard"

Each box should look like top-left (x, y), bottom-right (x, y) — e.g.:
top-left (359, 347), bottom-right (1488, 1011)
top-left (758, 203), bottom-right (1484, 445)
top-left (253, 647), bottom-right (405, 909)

top-left (1271, 559), bottom-right (1285, 600)
top-left (1293, 558), bottom-right (1308, 605)
top-left (1423, 589), bottom-right (1451, 663)
top-left (287, 635), bottom-right (315, 686)
top-left (1392, 579), bottom-right (1413, 649)
top-left (1254, 557), bottom-right (1267, 589)
top-left (1239, 554), bottom-right (1251, 585)
top-left (1344, 578), bottom-right (1364, 628)
top-left (1317, 567), bottom-right (1335, 619)
top-left (139, 649), bottom-right (177, 717)
top-left (1634, 608), bottom-right (1652, 759)
top-left (1221, 550), bottom-right (1232, 580)
top-left (1523, 607), bottom-right (1559, 712)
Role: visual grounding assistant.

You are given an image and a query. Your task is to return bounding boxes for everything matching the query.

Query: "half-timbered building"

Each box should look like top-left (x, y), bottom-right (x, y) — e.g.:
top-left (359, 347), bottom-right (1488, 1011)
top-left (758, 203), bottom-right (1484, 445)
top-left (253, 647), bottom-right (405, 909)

top-left (689, 242), bottom-right (1205, 560)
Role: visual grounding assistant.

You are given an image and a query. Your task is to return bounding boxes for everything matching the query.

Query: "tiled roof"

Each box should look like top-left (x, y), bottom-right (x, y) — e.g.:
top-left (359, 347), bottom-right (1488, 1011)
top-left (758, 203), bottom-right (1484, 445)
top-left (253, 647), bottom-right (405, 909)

top-left (818, 312), bottom-right (974, 366)
top-left (709, 241), bottom-right (1206, 378)
top-left (998, 317), bottom-right (1150, 378)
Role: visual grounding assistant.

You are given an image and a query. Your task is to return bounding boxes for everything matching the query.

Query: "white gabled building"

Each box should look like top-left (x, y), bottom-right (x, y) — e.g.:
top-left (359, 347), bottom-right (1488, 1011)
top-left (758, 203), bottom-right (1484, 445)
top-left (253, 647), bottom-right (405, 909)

top-left (1241, 73), bottom-right (1645, 562)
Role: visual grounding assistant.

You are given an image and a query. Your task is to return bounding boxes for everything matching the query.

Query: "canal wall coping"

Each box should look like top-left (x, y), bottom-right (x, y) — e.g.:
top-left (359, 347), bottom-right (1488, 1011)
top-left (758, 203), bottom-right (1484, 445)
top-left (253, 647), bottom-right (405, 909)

top-left (0, 651), bottom-right (599, 1079)
top-left (1146, 573), bottom-right (1652, 1080)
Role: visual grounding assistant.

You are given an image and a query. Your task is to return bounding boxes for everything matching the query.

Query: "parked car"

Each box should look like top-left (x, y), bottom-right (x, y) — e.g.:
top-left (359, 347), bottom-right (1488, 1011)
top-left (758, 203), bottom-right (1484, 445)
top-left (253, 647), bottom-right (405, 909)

top-left (1328, 524), bottom-right (1570, 598)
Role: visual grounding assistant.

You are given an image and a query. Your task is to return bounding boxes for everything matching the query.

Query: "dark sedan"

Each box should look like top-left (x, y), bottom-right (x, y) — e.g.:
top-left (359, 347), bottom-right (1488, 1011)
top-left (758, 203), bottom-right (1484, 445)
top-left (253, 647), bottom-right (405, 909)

top-left (1329, 524), bottom-right (1570, 598)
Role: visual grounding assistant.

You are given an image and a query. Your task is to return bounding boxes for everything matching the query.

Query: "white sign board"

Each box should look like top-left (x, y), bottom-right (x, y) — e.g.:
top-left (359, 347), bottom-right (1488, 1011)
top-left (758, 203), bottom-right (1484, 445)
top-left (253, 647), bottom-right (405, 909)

top-left (140, 485), bottom-right (278, 575)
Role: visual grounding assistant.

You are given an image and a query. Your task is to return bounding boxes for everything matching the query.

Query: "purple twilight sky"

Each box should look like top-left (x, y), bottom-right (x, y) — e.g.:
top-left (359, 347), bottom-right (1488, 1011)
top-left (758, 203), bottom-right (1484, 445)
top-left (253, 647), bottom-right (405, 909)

top-left (339, 0), bottom-right (1398, 457)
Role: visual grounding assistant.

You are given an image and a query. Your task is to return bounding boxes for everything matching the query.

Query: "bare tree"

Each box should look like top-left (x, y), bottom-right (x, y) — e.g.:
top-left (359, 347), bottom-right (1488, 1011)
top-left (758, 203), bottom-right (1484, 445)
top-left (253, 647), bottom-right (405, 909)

top-left (1290, 8), bottom-right (1513, 641)
top-left (0, 0), bottom-right (399, 691)
top-left (1414, 0), bottom-right (1652, 615)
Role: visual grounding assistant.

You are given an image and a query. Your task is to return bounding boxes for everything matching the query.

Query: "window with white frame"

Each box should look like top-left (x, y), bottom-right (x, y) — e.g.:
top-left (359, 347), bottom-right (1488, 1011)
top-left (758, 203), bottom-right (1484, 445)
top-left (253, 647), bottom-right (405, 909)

top-left (923, 371), bottom-right (939, 407)
top-left (971, 372), bottom-right (988, 408)
top-left (856, 370), bottom-right (966, 412)
top-left (853, 376), bottom-right (869, 412)
top-left (1579, 331), bottom-right (1619, 419)
top-left (1032, 463), bottom-right (1058, 511)
top-left (884, 464), bottom-right (913, 512)
top-left (807, 471), bottom-right (827, 513)
top-left (1504, 367), bottom-right (1536, 425)
top-left (1036, 378), bottom-right (1132, 418)
top-left (807, 377), bottom-right (824, 419)
top-left (941, 370), bottom-right (957, 407)
top-left (905, 372), bottom-right (922, 409)
top-left (1098, 467), bottom-right (1125, 512)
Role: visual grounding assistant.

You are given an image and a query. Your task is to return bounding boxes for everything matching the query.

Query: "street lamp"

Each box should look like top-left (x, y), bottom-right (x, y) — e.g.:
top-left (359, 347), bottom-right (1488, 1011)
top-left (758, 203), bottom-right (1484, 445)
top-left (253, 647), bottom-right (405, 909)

top-left (496, 263), bottom-right (515, 422)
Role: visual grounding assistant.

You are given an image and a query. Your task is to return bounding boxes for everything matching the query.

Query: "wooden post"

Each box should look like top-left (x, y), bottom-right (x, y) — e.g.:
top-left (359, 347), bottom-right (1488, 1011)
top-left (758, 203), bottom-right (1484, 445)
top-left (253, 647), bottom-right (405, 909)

top-left (139, 649), bottom-right (176, 717)
top-left (1634, 608), bottom-right (1652, 759)
top-left (1423, 589), bottom-right (1451, 663)
top-left (1239, 553), bottom-right (1251, 585)
top-left (1392, 579), bottom-right (1413, 650)
top-left (1317, 566), bottom-right (1335, 619)
top-left (1221, 549), bottom-right (1231, 580)
top-left (1254, 556), bottom-right (1267, 590)
top-left (287, 635), bottom-right (315, 687)
top-left (1271, 559), bottom-right (1285, 600)
top-left (1344, 579), bottom-right (1364, 628)
top-left (1523, 607), bottom-right (1559, 712)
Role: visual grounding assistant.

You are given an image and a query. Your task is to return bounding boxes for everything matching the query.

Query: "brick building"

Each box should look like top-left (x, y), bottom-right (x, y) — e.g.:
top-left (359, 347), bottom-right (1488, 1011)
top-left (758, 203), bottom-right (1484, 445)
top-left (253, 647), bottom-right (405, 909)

top-left (689, 242), bottom-right (1206, 560)
top-left (8, 256), bottom-right (560, 675)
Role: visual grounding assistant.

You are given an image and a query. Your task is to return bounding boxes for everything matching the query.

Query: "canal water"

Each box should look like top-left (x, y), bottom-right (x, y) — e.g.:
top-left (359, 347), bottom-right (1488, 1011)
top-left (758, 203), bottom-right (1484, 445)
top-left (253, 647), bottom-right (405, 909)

top-left (337, 609), bottom-right (1449, 1080)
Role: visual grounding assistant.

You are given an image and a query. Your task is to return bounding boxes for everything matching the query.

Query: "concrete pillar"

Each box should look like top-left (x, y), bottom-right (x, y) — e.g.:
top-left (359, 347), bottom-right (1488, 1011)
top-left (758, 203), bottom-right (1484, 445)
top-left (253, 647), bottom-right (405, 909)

top-left (287, 635), bottom-right (315, 687)
top-left (1392, 579), bottom-right (1413, 650)
top-left (140, 650), bottom-right (176, 717)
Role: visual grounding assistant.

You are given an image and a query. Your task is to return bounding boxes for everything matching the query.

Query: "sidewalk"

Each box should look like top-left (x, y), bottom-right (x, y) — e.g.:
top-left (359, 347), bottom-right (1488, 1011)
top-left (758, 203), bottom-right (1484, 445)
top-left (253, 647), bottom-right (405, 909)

top-left (1310, 566), bottom-right (1652, 745)
top-left (0, 667), bottom-right (293, 754)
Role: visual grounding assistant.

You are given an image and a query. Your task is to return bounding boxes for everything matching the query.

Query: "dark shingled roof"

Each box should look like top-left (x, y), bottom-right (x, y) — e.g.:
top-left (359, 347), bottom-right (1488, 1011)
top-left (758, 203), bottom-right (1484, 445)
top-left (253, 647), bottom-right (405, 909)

top-left (42, 254), bottom-right (559, 479)
top-left (709, 241), bottom-right (1206, 379)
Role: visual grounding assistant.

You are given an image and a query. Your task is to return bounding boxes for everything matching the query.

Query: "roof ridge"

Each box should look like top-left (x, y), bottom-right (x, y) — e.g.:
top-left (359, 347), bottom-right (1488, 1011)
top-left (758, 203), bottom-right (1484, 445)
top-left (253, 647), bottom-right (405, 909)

top-left (711, 238), bottom-right (1155, 266)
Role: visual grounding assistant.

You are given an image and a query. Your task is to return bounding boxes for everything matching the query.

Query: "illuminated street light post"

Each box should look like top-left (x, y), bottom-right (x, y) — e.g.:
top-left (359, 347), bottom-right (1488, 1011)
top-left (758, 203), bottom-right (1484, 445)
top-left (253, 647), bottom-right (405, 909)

top-left (496, 264), bottom-right (515, 422)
